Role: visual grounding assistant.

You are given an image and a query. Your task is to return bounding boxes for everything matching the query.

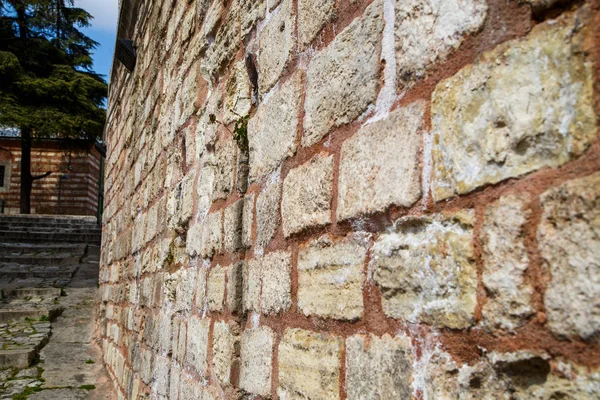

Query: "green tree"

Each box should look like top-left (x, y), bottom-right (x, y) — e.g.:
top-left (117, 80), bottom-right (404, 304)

top-left (0, 0), bottom-right (107, 213)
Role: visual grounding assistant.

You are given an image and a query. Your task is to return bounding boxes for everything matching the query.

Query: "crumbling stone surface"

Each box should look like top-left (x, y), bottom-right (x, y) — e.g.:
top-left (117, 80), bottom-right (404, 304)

top-left (298, 0), bottom-right (335, 49)
top-left (239, 327), bottom-right (274, 397)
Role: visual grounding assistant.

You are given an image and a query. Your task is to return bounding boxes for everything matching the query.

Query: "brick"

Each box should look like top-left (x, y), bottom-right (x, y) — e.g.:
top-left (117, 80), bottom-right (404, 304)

top-left (297, 233), bottom-right (368, 320)
top-left (281, 154), bottom-right (333, 237)
top-left (239, 327), bottom-right (275, 396)
top-left (249, 72), bottom-right (302, 182)
top-left (207, 265), bottom-right (226, 312)
top-left (212, 321), bottom-right (236, 385)
top-left (395, 0), bottom-right (486, 87)
top-left (303, 0), bottom-right (383, 146)
top-left (345, 334), bottom-right (413, 400)
top-left (430, 9), bottom-right (596, 201)
top-left (481, 194), bottom-right (534, 331)
top-left (185, 316), bottom-right (210, 377)
top-left (297, 0), bottom-right (335, 49)
top-left (223, 199), bottom-right (243, 253)
top-left (372, 211), bottom-right (477, 328)
top-left (258, 0), bottom-right (294, 93)
top-left (337, 102), bottom-right (423, 221)
top-left (278, 328), bottom-right (342, 400)
top-left (255, 181), bottom-right (281, 249)
top-left (538, 172), bottom-right (600, 341)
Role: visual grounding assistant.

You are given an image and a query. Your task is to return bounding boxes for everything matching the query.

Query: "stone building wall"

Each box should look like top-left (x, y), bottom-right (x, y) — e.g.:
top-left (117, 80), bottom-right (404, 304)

top-left (0, 138), bottom-right (102, 216)
top-left (99, 0), bottom-right (600, 398)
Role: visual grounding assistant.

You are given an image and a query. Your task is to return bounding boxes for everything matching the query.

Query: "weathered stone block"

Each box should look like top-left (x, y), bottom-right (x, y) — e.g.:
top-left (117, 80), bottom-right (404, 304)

top-left (207, 265), bottom-right (226, 312)
top-left (243, 258), bottom-right (261, 313)
top-left (282, 154), bottom-right (333, 237)
top-left (261, 251), bottom-right (292, 315)
top-left (298, 0), bottom-right (335, 49)
top-left (167, 170), bottom-right (196, 231)
top-left (212, 138), bottom-right (237, 201)
top-left (395, 0), bottom-right (487, 87)
top-left (185, 316), bottom-right (210, 377)
top-left (345, 334), bottom-right (413, 400)
top-left (278, 328), bottom-right (342, 399)
top-left (481, 194), bottom-right (534, 331)
top-left (249, 72), bottom-right (301, 182)
top-left (223, 61), bottom-right (252, 125)
top-left (226, 261), bottom-right (244, 313)
top-left (297, 233), bottom-right (368, 320)
top-left (223, 199), bottom-right (243, 253)
top-left (242, 193), bottom-right (254, 249)
top-left (372, 211), bottom-right (477, 328)
top-left (538, 172), bottom-right (600, 341)
top-left (303, 0), bottom-right (383, 146)
top-left (337, 102), bottom-right (424, 221)
top-left (256, 181), bottom-right (281, 249)
top-left (431, 9), bottom-right (596, 201)
top-left (201, 6), bottom-right (240, 79)
top-left (200, 211), bottom-right (223, 258)
top-left (258, 0), bottom-right (294, 93)
top-left (212, 321), bottom-right (236, 385)
top-left (239, 327), bottom-right (275, 396)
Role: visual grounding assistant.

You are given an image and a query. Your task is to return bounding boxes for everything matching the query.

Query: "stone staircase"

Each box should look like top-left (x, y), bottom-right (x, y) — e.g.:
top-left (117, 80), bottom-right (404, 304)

top-left (0, 215), bottom-right (102, 398)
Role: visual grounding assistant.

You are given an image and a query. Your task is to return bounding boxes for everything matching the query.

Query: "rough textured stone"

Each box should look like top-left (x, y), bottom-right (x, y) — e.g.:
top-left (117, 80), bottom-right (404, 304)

top-left (431, 9), bottom-right (596, 201)
top-left (372, 211), bottom-right (477, 328)
top-left (255, 181), bottom-right (281, 249)
top-left (185, 317), bottom-right (210, 377)
top-left (538, 172), bottom-right (600, 341)
top-left (200, 211), bottom-right (223, 258)
top-left (297, 233), bottom-right (368, 320)
top-left (345, 334), bottom-right (413, 400)
top-left (481, 194), bottom-right (534, 331)
top-left (207, 265), bottom-right (226, 311)
top-left (242, 193), bottom-right (255, 248)
top-left (223, 199), bottom-right (243, 253)
top-left (249, 72), bottom-right (301, 182)
top-left (337, 103), bottom-right (424, 221)
top-left (395, 0), bottom-right (487, 87)
top-left (260, 251), bottom-right (292, 314)
top-left (278, 329), bottom-right (342, 400)
top-left (201, 5), bottom-right (239, 79)
top-left (239, 327), bottom-right (274, 397)
top-left (243, 259), bottom-right (261, 313)
top-left (281, 154), bottom-right (333, 237)
top-left (212, 321), bottom-right (236, 385)
top-left (258, 0), bottom-right (294, 93)
top-left (167, 170), bottom-right (196, 230)
top-left (223, 61), bottom-right (252, 125)
top-left (212, 138), bottom-right (237, 201)
top-left (298, 0), bottom-right (335, 48)
top-left (303, 0), bottom-right (383, 146)
top-left (226, 261), bottom-right (244, 313)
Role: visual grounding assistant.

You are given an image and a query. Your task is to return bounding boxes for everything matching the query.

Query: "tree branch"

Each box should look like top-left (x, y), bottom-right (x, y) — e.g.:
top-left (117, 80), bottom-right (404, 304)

top-left (31, 171), bottom-right (52, 181)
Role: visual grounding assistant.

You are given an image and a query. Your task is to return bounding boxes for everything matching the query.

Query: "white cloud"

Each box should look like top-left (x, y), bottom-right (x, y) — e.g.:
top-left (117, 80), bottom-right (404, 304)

top-left (76, 0), bottom-right (119, 31)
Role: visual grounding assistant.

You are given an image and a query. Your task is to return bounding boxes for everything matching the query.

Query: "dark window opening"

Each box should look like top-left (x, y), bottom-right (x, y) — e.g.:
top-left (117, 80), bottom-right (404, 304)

top-left (0, 165), bottom-right (5, 187)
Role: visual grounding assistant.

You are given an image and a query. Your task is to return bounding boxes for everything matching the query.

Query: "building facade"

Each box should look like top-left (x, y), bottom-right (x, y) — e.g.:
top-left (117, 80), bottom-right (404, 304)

top-left (0, 137), bottom-right (103, 216)
top-left (99, 0), bottom-right (600, 398)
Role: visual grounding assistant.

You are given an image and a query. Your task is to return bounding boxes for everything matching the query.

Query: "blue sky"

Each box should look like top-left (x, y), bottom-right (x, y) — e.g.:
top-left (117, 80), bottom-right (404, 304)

top-left (76, 0), bottom-right (119, 82)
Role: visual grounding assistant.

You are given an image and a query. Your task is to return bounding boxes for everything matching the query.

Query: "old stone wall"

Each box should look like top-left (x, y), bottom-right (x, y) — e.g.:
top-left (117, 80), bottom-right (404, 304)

top-left (99, 0), bottom-right (600, 398)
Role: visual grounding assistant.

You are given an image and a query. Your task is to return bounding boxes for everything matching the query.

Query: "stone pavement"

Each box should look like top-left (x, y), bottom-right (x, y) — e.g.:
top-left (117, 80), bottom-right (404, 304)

top-left (0, 215), bottom-right (114, 400)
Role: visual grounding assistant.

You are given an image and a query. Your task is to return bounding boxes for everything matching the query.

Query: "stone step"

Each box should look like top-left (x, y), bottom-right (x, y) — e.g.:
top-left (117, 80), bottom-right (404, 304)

top-left (0, 232), bottom-right (101, 244)
top-left (0, 256), bottom-right (81, 266)
top-left (0, 265), bottom-right (78, 280)
top-left (0, 228), bottom-right (101, 236)
top-left (0, 319), bottom-right (52, 368)
top-left (0, 215), bottom-right (97, 225)
top-left (0, 243), bottom-right (86, 256)
top-left (2, 288), bottom-right (62, 299)
top-left (0, 221), bottom-right (99, 229)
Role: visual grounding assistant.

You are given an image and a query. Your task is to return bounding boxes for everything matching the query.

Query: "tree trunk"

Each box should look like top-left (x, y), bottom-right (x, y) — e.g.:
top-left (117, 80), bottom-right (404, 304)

top-left (20, 128), bottom-right (32, 214)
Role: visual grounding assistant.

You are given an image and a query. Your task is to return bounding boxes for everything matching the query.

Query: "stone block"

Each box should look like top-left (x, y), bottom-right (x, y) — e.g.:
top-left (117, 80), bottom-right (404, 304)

top-left (337, 102), bottom-right (423, 221)
top-left (256, 181), bottom-right (281, 249)
top-left (261, 251), bottom-right (292, 315)
top-left (243, 258), bottom-right (261, 313)
top-left (481, 194), bottom-right (534, 331)
top-left (201, 5), bottom-right (239, 79)
top-left (430, 9), bottom-right (596, 201)
top-left (242, 193), bottom-right (254, 248)
top-left (239, 327), bottom-right (275, 396)
top-left (297, 233), bottom-right (368, 320)
top-left (538, 172), bottom-right (600, 340)
top-left (223, 199), bottom-right (243, 253)
top-left (372, 211), bottom-right (477, 328)
top-left (298, 0), bottom-right (335, 49)
top-left (212, 138), bottom-right (237, 201)
top-left (395, 0), bottom-right (487, 87)
top-left (185, 316), bottom-right (210, 377)
top-left (200, 211), bottom-right (223, 258)
top-left (207, 265), bottom-right (226, 312)
top-left (278, 328), bottom-right (342, 399)
top-left (281, 153), bottom-right (333, 237)
top-left (345, 334), bottom-right (413, 400)
top-left (303, 0), bottom-right (383, 146)
top-left (212, 321), bottom-right (236, 385)
top-left (249, 72), bottom-right (302, 181)
top-left (258, 0), bottom-right (294, 93)
top-left (226, 261), bottom-right (244, 313)
top-left (223, 61), bottom-right (252, 125)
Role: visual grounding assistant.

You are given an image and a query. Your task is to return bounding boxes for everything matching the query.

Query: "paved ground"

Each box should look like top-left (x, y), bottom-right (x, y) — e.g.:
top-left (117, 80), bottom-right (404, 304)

top-left (0, 243), bottom-right (114, 400)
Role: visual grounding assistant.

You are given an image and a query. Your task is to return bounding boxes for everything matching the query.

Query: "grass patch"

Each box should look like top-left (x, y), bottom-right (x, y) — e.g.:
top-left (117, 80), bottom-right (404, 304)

top-left (85, 359), bottom-right (94, 364)
top-left (79, 385), bottom-right (95, 390)
top-left (11, 385), bottom-right (43, 400)
top-left (38, 315), bottom-right (49, 322)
